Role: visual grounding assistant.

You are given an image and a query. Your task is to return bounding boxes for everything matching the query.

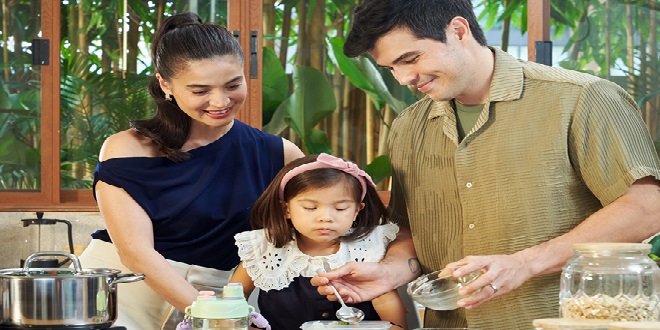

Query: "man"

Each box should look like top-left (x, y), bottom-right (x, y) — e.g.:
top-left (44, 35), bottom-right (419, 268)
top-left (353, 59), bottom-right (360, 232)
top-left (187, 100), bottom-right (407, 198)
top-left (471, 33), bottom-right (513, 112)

top-left (312, 0), bottom-right (660, 328)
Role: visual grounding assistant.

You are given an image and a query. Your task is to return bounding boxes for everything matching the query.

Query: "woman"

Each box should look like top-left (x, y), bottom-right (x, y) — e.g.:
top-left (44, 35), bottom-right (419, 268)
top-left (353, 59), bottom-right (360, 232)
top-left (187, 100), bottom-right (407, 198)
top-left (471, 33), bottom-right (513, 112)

top-left (78, 12), bottom-right (303, 329)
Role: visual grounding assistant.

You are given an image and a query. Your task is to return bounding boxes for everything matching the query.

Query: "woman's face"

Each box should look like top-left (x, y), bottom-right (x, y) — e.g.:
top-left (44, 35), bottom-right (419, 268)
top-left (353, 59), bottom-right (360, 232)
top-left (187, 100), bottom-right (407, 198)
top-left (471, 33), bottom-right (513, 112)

top-left (158, 55), bottom-right (247, 129)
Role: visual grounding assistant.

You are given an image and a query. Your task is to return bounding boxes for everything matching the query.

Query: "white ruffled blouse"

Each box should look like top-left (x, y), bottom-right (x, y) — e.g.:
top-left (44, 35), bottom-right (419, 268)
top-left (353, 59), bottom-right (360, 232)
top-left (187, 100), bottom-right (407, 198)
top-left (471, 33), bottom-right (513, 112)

top-left (234, 223), bottom-right (399, 292)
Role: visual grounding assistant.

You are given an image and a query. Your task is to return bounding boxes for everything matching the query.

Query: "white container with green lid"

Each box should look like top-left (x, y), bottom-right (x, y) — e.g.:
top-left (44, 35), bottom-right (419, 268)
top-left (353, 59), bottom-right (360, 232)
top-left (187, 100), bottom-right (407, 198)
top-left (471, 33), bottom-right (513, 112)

top-left (185, 283), bottom-right (255, 330)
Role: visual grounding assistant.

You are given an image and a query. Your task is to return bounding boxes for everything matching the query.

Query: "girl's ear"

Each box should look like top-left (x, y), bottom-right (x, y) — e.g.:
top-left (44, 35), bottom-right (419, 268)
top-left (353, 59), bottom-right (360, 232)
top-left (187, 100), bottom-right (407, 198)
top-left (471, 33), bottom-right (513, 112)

top-left (281, 201), bottom-right (291, 219)
top-left (354, 202), bottom-right (365, 217)
top-left (156, 73), bottom-right (172, 95)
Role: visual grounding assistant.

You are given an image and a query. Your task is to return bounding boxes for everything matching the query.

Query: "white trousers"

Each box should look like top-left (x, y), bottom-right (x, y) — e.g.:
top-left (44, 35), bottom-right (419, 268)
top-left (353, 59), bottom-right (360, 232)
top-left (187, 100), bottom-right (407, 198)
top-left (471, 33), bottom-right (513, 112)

top-left (78, 239), bottom-right (232, 330)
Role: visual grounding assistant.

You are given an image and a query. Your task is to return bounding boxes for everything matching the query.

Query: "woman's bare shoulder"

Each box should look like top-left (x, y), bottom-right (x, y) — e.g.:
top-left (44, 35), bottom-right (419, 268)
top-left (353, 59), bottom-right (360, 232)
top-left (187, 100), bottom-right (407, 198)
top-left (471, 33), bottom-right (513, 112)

top-left (99, 129), bottom-right (159, 161)
top-left (282, 138), bottom-right (304, 165)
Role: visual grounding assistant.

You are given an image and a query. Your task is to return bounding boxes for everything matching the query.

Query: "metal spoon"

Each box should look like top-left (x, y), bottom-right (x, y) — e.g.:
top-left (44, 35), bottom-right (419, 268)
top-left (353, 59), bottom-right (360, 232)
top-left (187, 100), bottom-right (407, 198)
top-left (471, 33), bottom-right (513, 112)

top-left (316, 268), bottom-right (365, 322)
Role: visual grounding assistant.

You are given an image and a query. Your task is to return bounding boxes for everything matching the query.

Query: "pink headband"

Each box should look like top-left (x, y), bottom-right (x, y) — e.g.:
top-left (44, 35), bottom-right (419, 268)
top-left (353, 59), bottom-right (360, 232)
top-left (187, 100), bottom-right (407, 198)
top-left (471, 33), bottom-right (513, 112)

top-left (279, 153), bottom-right (376, 201)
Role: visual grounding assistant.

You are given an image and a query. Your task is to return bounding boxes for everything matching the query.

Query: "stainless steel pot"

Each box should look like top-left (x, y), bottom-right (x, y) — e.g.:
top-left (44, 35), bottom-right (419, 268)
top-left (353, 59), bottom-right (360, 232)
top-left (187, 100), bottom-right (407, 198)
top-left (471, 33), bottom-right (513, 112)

top-left (0, 251), bottom-right (144, 329)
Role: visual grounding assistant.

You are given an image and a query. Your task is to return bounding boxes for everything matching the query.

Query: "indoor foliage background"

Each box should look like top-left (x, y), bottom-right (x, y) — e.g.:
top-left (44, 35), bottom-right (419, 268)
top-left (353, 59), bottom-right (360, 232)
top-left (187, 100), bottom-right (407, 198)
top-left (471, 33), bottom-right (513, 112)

top-left (0, 0), bottom-right (657, 192)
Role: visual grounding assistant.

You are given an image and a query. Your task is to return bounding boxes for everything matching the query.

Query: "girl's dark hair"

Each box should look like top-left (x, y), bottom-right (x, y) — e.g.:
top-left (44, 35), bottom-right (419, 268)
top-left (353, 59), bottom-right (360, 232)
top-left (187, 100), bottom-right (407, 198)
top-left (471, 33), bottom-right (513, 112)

top-left (251, 154), bottom-right (390, 248)
top-left (131, 12), bottom-right (244, 161)
top-left (344, 0), bottom-right (487, 58)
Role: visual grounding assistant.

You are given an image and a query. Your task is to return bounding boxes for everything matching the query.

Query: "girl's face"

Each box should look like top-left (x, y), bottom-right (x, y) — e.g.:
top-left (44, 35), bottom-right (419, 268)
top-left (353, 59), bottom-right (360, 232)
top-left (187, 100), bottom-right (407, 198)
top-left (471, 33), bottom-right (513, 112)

top-left (158, 55), bottom-right (247, 131)
top-left (285, 181), bottom-right (364, 255)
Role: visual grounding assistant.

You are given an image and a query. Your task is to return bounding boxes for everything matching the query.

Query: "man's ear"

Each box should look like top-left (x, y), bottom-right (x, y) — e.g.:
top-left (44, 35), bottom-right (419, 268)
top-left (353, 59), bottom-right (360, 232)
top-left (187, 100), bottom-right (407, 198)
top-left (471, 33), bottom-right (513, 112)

top-left (156, 73), bottom-right (172, 95)
top-left (448, 16), bottom-right (471, 41)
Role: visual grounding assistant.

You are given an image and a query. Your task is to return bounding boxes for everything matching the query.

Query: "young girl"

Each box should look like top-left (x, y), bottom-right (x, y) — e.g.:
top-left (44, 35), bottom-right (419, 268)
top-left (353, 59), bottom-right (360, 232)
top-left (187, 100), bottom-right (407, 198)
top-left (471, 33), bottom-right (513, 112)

top-left (230, 153), bottom-right (408, 329)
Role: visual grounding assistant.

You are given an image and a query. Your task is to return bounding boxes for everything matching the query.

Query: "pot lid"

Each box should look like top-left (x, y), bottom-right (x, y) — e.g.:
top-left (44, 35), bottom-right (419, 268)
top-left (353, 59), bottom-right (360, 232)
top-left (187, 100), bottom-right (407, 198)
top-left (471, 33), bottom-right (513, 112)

top-left (0, 267), bottom-right (120, 277)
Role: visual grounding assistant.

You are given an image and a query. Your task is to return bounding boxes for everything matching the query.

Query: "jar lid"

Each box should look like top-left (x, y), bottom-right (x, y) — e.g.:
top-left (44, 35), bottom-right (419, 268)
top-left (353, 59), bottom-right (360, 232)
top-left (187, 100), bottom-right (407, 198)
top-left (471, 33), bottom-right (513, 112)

top-left (533, 318), bottom-right (612, 329)
top-left (572, 243), bottom-right (651, 251)
top-left (608, 322), bottom-right (660, 329)
top-left (186, 289), bottom-right (252, 319)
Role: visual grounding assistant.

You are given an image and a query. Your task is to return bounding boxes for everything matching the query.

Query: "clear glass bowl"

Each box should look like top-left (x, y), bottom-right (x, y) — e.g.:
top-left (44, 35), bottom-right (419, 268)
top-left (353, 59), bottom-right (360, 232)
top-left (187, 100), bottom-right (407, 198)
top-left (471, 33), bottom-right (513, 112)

top-left (407, 270), bottom-right (481, 310)
top-left (559, 243), bottom-right (660, 322)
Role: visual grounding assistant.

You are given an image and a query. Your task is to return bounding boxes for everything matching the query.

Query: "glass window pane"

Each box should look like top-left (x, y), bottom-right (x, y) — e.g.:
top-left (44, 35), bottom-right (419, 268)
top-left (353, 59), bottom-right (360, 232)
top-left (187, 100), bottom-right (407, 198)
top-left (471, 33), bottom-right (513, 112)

top-left (0, 1), bottom-right (42, 191)
top-left (59, 1), bottom-right (229, 190)
top-left (262, 0), bottom-right (420, 189)
top-left (551, 0), bottom-right (659, 154)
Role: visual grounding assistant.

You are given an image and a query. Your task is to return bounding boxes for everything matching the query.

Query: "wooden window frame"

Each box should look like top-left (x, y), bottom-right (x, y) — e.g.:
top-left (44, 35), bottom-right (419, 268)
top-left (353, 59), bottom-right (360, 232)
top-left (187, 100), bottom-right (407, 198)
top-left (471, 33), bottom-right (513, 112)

top-left (1, 0), bottom-right (548, 212)
top-left (0, 0), bottom-right (264, 212)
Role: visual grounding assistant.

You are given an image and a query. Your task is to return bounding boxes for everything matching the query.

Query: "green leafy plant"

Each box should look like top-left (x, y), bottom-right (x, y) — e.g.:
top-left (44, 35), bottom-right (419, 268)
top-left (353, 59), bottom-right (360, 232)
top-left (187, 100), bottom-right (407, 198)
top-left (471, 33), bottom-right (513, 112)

top-left (649, 235), bottom-right (660, 261)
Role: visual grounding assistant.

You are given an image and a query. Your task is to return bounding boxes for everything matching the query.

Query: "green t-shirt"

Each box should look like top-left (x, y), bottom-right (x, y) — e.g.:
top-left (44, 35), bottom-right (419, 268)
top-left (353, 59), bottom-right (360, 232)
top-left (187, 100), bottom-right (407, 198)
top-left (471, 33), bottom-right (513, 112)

top-left (453, 99), bottom-right (484, 141)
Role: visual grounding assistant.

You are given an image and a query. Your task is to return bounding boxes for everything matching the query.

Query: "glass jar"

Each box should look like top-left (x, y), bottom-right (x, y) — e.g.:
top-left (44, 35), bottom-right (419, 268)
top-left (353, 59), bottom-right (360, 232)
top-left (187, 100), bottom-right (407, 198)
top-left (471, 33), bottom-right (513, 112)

top-left (560, 243), bottom-right (660, 322)
top-left (608, 321), bottom-right (660, 329)
top-left (533, 318), bottom-right (611, 329)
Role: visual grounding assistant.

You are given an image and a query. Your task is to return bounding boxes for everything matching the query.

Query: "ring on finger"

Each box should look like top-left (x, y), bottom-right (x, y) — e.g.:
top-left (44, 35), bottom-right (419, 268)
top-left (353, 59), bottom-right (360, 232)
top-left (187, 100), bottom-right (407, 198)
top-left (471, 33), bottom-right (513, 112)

top-left (488, 283), bottom-right (498, 294)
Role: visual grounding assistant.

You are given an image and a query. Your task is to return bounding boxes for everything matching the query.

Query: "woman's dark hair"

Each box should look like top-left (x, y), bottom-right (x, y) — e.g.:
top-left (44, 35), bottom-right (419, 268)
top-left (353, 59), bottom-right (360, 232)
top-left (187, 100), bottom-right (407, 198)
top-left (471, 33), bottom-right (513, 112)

top-left (251, 154), bottom-right (390, 248)
top-left (131, 12), bottom-right (244, 161)
top-left (344, 0), bottom-right (487, 58)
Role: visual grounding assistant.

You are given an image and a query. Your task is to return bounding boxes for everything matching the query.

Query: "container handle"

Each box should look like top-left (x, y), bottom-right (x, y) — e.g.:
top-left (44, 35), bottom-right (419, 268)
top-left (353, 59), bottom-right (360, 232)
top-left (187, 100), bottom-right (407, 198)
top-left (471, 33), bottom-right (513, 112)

top-left (23, 251), bottom-right (82, 273)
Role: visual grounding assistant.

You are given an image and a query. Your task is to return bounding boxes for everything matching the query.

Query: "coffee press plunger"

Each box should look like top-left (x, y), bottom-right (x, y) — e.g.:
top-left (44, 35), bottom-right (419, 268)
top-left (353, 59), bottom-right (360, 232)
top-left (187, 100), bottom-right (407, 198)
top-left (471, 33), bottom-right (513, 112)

top-left (20, 211), bottom-right (75, 267)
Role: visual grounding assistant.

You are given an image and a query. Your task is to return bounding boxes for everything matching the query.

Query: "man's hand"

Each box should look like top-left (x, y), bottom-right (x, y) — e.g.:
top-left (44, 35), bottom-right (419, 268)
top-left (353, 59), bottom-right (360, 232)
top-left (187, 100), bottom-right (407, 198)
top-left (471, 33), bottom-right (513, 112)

top-left (443, 253), bottom-right (534, 309)
top-left (310, 261), bottom-right (397, 304)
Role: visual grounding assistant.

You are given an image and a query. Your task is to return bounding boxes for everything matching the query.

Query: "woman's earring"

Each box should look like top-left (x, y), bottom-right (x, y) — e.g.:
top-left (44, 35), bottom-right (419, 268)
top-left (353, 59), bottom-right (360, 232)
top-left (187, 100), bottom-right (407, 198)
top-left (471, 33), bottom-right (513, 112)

top-left (165, 93), bottom-right (172, 101)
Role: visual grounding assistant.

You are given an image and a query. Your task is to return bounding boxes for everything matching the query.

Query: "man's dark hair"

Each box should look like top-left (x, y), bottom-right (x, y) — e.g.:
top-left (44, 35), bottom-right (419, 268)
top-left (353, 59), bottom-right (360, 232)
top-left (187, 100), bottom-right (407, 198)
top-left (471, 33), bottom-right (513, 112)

top-left (344, 0), bottom-right (487, 58)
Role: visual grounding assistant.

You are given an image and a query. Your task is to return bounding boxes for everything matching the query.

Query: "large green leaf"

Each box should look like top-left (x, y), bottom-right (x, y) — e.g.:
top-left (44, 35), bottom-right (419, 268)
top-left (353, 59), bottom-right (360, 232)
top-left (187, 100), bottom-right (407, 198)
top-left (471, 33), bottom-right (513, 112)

top-left (327, 37), bottom-right (409, 114)
top-left (649, 235), bottom-right (660, 258)
top-left (0, 134), bottom-right (27, 164)
top-left (305, 128), bottom-right (333, 154)
top-left (0, 80), bottom-right (11, 109)
top-left (365, 155), bottom-right (392, 185)
top-left (262, 103), bottom-right (289, 136)
top-left (262, 47), bottom-right (290, 126)
top-left (286, 66), bottom-right (336, 140)
top-left (327, 37), bottom-right (384, 109)
top-left (267, 66), bottom-right (336, 153)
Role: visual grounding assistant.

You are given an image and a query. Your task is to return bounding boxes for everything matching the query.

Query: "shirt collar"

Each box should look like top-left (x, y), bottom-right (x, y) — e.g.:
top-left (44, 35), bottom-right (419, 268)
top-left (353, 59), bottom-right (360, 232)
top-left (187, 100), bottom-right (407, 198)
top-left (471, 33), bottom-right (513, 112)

top-left (428, 47), bottom-right (524, 120)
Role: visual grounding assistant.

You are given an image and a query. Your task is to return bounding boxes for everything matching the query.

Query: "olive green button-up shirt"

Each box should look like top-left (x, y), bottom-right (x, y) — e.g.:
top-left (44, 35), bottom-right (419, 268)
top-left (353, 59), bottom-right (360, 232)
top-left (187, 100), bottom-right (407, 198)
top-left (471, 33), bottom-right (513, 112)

top-left (388, 48), bottom-right (660, 329)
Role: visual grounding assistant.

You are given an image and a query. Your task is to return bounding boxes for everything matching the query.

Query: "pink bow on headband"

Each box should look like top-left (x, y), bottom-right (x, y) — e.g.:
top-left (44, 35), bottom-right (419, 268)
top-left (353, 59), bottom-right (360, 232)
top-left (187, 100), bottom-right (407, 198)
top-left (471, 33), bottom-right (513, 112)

top-left (278, 153), bottom-right (376, 201)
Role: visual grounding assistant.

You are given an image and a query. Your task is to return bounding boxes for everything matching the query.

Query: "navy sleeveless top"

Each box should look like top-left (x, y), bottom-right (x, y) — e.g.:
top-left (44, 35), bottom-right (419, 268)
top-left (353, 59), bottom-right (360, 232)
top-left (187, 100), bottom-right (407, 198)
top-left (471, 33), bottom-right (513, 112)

top-left (91, 120), bottom-right (284, 270)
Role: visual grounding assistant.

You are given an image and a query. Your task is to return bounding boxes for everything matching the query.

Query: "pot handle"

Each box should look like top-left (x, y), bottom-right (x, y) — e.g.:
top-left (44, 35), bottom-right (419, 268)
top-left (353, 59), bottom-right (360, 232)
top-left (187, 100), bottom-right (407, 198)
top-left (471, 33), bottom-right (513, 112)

top-left (23, 251), bottom-right (83, 272)
top-left (109, 273), bottom-right (146, 286)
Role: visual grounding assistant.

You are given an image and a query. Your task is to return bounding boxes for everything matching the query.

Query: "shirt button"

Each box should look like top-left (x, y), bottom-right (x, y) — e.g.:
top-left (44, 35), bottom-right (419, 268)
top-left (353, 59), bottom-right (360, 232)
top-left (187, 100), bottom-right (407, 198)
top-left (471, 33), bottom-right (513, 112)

top-left (468, 223), bottom-right (475, 229)
top-left (466, 182), bottom-right (473, 188)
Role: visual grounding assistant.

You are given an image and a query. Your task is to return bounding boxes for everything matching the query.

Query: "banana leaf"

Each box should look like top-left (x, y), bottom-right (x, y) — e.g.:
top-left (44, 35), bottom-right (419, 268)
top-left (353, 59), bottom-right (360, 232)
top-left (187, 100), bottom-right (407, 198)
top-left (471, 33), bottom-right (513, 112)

top-left (264, 66), bottom-right (336, 154)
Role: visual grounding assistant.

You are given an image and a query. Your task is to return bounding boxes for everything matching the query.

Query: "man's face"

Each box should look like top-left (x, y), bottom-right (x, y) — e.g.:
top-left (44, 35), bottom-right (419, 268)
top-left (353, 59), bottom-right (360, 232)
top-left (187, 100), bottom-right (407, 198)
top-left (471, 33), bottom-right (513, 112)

top-left (369, 26), bottom-right (473, 102)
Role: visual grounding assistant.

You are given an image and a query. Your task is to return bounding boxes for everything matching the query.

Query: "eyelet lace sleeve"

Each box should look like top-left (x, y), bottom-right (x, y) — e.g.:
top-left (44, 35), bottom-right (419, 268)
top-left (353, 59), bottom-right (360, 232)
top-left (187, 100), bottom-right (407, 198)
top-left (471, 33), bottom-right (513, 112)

top-left (235, 223), bottom-right (399, 291)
